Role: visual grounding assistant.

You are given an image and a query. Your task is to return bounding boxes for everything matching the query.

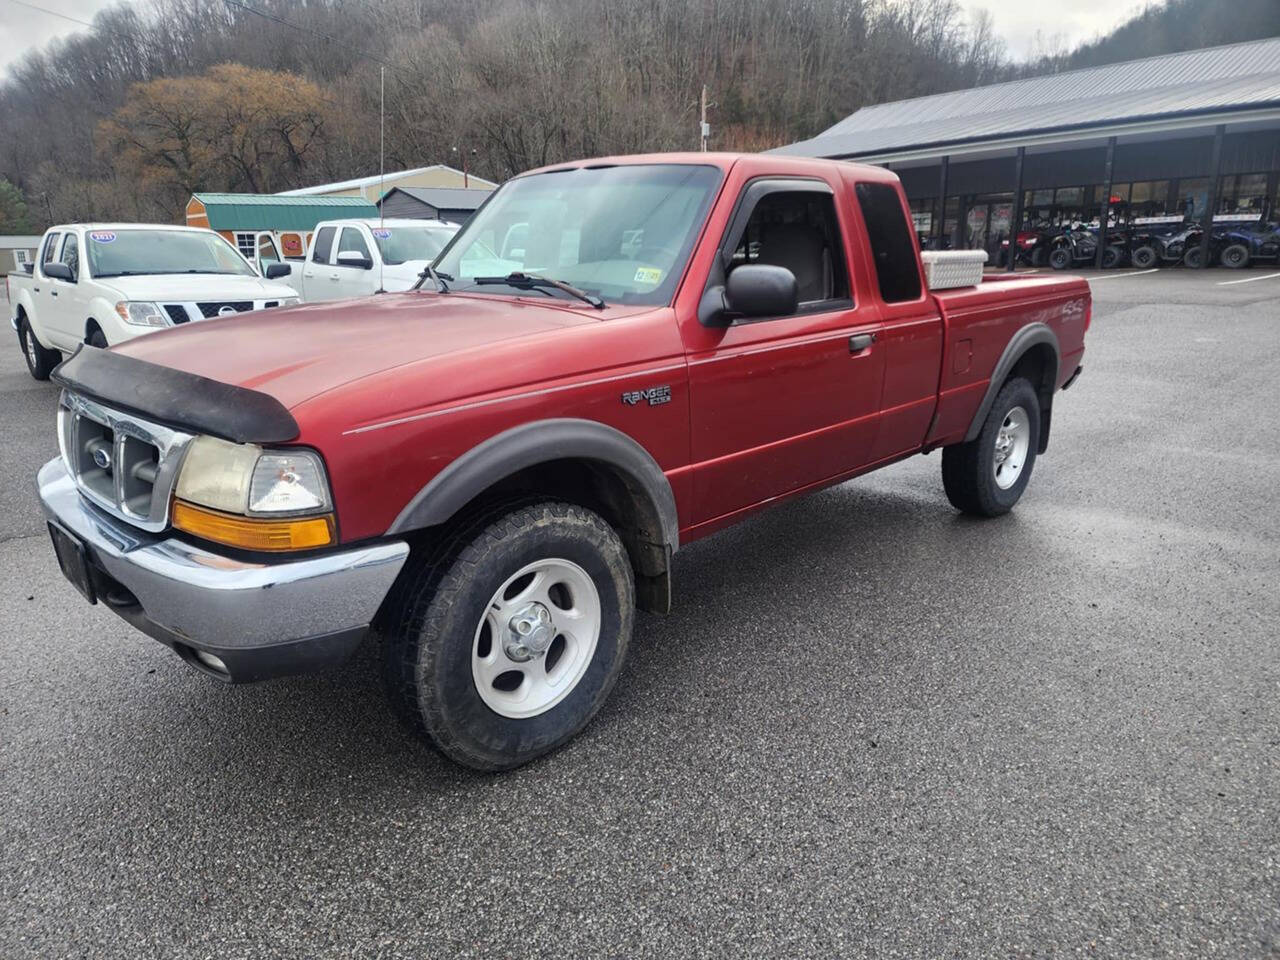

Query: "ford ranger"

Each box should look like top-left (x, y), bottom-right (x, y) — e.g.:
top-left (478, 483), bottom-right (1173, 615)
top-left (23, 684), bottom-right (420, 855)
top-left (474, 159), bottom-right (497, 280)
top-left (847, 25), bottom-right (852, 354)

top-left (10, 223), bottom-right (299, 376)
top-left (37, 153), bottom-right (1089, 770)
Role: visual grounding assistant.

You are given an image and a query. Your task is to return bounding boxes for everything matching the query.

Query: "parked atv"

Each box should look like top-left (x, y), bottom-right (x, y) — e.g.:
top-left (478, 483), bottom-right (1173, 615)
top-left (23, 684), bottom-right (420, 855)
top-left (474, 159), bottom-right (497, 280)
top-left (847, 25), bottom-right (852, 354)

top-left (1129, 223), bottom-right (1201, 268)
top-left (1215, 221), bottom-right (1280, 269)
top-left (997, 229), bottom-right (1042, 268)
top-left (1046, 226), bottom-right (1100, 270)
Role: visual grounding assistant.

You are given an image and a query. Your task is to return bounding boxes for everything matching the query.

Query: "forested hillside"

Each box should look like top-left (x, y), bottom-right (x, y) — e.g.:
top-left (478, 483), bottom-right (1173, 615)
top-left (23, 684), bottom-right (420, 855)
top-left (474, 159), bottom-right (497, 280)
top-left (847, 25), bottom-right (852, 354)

top-left (0, 0), bottom-right (1276, 229)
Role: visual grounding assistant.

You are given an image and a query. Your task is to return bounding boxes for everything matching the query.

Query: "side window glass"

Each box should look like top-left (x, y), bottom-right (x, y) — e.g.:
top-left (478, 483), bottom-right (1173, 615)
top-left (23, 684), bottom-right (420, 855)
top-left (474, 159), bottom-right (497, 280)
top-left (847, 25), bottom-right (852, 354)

top-left (41, 232), bottom-right (61, 265)
top-left (855, 182), bottom-right (923, 303)
top-left (311, 226), bottom-right (336, 264)
top-left (59, 233), bottom-right (80, 279)
top-left (337, 227), bottom-right (371, 262)
top-left (729, 190), bottom-right (850, 308)
top-left (258, 235), bottom-right (281, 265)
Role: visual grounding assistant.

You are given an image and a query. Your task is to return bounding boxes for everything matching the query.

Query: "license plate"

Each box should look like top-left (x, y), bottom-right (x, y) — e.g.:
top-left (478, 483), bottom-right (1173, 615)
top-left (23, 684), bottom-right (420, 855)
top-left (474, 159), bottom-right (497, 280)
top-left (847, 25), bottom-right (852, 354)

top-left (48, 521), bottom-right (97, 605)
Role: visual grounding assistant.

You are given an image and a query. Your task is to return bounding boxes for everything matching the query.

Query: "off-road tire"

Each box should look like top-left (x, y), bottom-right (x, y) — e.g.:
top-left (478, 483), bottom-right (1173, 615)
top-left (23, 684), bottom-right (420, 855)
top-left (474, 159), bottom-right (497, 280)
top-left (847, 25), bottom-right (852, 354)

top-left (19, 317), bottom-right (60, 380)
top-left (380, 500), bottom-right (635, 771)
top-left (1220, 243), bottom-right (1249, 269)
top-left (941, 377), bottom-right (1041, 517)
top-left (1048, 246), bottom-right (1072, 270)
top-left (1182, 246), bottom-right (1205, 269)
top-left (1101, 245), bottom-right (1124, 269)
top-left (1130, 245), bottom-right (1158, 269)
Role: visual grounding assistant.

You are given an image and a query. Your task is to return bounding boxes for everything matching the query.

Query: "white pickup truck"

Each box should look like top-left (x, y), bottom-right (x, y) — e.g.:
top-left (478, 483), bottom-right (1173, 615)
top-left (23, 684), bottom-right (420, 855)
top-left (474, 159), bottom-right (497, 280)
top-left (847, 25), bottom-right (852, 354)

top-left (279, 218), bottom-right (459, 302)
top-left (9, 223), bottom-right (300, 380)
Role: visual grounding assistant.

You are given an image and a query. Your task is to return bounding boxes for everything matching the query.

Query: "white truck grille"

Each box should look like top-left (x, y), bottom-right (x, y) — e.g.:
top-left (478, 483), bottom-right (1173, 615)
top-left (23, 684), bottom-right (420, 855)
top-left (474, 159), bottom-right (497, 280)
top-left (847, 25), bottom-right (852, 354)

top-left (57, 392), bottom-right (193, 532)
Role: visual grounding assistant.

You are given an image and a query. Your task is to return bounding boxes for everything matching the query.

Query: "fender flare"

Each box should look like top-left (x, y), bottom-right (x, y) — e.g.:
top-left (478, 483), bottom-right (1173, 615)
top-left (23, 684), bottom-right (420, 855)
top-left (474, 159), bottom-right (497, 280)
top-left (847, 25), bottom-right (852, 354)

top-left (387, 418), bottom-right (680, 553)
top-left (963, 323), bottom-right (1060, 443)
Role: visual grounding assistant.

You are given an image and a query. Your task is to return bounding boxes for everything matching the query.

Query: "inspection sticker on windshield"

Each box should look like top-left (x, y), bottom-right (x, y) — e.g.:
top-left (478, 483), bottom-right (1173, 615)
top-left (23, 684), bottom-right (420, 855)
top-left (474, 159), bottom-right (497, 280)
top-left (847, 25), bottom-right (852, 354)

top-left (633, 266), bottom-right (662, 284)
top-left (89, 231), bottom-right (116, 243)
top-left (372, 229), bottom-right (392, 239)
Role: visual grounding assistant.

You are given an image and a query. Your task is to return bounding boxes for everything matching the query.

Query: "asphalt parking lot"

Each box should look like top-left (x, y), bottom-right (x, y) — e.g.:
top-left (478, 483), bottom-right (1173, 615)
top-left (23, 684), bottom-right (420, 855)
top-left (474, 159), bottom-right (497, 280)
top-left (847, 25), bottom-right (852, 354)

top-left (2, 270), bottom-right (1278, 958)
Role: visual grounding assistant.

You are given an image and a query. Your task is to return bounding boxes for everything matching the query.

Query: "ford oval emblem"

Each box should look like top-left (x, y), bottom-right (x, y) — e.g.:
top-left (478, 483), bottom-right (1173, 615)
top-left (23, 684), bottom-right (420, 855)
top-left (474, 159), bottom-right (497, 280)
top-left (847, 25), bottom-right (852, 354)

top-left (217, 305), bottom-right (238, 317)
top-left (92, 447), bottom-right (111, 470)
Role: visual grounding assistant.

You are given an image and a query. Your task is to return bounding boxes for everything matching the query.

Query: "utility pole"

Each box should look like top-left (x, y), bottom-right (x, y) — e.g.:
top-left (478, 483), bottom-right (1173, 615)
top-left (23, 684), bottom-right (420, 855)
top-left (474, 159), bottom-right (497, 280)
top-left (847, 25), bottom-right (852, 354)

top-left (699, 84), bottom-right (711, 152)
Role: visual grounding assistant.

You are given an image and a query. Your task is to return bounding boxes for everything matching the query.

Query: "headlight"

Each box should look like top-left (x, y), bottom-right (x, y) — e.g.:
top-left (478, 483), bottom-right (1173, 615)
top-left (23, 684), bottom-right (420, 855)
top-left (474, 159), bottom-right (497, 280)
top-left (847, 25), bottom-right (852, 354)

top-left (280, 297), bottom-right (300, 307)
top-left (115, 301), bottom-right (169, 327)
top-left (173, 436), bottom-right (334, 551)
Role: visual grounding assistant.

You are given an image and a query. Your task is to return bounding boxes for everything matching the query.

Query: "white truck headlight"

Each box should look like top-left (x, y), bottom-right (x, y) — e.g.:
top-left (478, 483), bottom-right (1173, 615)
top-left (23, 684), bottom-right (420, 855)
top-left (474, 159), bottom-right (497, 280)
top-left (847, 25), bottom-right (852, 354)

top-left (173, 436), bottom-right (335, 551)
top-left (115, 301), bottom-right (170, 327)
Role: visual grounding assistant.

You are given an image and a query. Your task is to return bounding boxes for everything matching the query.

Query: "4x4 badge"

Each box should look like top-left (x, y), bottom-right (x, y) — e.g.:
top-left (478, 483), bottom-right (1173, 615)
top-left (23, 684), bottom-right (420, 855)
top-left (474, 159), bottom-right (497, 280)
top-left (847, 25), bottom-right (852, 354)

top-left (621, 385), bottom-right (671, 407)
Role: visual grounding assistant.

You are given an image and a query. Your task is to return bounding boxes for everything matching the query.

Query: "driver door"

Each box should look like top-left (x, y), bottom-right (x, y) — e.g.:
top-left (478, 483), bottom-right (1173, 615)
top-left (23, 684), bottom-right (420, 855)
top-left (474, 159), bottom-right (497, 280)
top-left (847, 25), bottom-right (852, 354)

top-left (679, 176), bottom-right (886, 528)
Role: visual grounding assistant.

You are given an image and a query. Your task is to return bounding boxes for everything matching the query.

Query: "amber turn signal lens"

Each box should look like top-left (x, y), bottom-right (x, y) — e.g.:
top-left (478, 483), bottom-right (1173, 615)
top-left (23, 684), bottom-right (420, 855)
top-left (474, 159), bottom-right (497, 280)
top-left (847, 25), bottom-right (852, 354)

top-left (172, 500), bottom-right (335, 552)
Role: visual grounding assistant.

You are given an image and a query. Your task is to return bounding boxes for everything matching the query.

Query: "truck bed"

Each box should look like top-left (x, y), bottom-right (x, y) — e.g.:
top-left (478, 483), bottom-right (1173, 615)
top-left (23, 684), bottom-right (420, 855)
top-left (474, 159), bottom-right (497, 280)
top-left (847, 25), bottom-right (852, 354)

top-left (926, 273), bottom-right (1090, 448)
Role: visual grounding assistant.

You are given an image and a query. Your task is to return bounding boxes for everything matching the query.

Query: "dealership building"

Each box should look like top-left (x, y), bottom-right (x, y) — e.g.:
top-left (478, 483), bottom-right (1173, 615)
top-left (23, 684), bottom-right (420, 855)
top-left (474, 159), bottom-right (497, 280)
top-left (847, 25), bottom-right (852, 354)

top-left (775, 37), bottom-right (1280, 266)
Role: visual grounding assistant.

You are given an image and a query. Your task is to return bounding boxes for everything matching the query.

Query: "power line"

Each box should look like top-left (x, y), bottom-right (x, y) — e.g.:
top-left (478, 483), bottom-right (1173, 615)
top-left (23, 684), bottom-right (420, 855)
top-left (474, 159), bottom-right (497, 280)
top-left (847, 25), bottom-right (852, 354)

top-left (3, 0), bottom-right (96, 29)
top-left (220, 0), bottom-right (406, 73)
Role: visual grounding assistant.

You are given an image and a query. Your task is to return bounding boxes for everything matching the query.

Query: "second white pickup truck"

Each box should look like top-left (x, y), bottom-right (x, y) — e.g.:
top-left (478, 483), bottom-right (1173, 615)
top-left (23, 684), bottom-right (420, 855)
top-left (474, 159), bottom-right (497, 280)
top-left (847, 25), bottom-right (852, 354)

top-left (9, 223), bottom-right (300, 379)
top-left (279, 218), bottom-right (459, 302)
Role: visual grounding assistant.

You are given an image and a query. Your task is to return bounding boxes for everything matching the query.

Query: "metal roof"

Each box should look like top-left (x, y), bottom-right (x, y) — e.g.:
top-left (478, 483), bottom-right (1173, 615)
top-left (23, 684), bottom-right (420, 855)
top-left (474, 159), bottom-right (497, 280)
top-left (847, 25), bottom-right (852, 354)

top-left (191, 193), bottom-right (378, 231)
top-left (277, 165), bottom-right (498, 196)
top-left (378, 186), bottom-right (494, 209)
top-left (0, 235), bottom-right (40, 246)
top-left (775, 37), bottom-right (1280, 160)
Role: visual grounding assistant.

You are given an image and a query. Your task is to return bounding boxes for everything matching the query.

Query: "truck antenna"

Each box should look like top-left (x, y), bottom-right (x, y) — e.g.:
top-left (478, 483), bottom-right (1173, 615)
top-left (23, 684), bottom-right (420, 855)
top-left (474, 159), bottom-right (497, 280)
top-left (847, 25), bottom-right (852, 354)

top-left (378, 65), bottom-right (386, 293)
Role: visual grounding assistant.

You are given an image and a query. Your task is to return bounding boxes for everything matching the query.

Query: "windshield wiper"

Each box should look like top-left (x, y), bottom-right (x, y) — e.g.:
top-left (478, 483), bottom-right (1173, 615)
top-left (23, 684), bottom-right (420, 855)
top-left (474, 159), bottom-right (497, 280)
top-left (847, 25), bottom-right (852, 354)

top-left (415, 266), bottom-right (451, 292)
top-left (471, 272), bottom-right (605, 309)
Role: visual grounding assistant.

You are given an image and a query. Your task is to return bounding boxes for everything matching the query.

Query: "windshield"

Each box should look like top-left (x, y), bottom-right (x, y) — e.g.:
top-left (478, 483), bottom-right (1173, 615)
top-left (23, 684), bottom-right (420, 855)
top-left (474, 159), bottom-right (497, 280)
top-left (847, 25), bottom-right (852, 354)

top-left (434, 164), bottom-right (722, 306)
top-left (85, 229), bottom-right (257, 278)
top-left (372, 225), bottom-right (457, 265)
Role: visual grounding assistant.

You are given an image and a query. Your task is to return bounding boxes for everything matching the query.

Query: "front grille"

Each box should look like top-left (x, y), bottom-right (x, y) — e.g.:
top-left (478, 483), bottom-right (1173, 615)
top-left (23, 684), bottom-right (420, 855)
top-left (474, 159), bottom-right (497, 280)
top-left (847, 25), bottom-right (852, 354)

top-left (163, 304), bottom-right (190, 324)
top-left (196, 301), bottom-right (252, 319)
top-left (58, 393), bottom-right (193, 532)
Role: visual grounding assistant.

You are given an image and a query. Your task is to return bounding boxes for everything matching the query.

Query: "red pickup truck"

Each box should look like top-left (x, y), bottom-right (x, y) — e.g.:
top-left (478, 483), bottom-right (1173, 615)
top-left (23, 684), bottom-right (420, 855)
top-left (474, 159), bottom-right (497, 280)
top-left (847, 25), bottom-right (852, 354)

top-left (38, 153), bottom-right (1088, 769)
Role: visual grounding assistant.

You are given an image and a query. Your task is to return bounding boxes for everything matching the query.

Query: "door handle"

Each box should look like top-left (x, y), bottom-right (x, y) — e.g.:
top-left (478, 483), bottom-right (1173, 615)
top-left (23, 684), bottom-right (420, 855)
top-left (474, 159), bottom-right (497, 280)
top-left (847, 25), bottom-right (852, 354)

top-left (849, 333), bottom-right (876, 353)
top-left (51, 291), bottom-right (58, 297)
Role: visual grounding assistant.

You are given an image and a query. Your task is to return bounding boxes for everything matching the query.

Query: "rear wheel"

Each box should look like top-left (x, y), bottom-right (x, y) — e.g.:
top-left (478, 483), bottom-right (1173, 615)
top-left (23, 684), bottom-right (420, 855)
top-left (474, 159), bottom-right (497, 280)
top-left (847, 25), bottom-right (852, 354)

top-left (380, 500), bottom-right (634, 771)
top-left (1101, 245), bottom-right (1124, 269)
top-left (1182, 246), bottom-right (1205, 269)
top-left (1131, 245), bottom-right (1158, 269)
top-left (941, 377), bottom-right (1041, 517)
top-left (1220, 243), bottom-right (1249, 269)
top-left (18, 317), bottom-right (60, 380)
top-left (1048, 246), bottom-right (1072, 270)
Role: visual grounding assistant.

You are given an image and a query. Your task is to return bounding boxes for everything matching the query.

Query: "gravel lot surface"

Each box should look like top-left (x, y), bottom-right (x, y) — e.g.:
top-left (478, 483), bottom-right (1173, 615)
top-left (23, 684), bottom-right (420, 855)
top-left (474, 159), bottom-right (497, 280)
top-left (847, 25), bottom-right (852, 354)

top-left (2, 270), bottom-right (1278, 958)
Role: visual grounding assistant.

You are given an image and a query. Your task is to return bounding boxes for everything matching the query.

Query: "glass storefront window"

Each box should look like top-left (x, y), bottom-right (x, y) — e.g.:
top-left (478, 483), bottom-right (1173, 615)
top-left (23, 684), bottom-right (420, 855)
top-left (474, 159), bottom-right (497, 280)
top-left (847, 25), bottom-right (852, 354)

top-left (1128, 180), bottom-right (1174, 220)
top-left (1220, 173), bottom-right (1269, 214)
top-left (1175, 178), bottom-right (1209, 218)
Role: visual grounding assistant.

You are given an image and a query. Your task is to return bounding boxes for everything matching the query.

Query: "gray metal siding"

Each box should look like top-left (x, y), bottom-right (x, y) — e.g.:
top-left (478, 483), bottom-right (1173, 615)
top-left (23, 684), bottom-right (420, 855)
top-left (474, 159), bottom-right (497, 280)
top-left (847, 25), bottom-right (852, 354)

top-left (378, 193), bottom-right (438, 220)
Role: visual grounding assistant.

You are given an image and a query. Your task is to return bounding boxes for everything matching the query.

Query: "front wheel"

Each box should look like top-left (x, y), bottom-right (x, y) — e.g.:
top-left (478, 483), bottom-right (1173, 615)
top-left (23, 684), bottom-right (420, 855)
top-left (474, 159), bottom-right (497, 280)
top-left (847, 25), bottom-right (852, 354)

top-left (1130, 245), bottom-right (1158, 269)
top-left (1182, 246), bottom-right (1205, 269)
top-left (1102, 245), bottom-right (1124, 269)
top-left (941, 377), bottom-right (1041, 517)
top-left (1220, 243), bottom-right (1249, 269)
top-left (1048, 246), bottom-right (1072, 270)
top-left (19, 317), bottom-right (60, 380)
top-left (381, 501), bottom-right (634, 771)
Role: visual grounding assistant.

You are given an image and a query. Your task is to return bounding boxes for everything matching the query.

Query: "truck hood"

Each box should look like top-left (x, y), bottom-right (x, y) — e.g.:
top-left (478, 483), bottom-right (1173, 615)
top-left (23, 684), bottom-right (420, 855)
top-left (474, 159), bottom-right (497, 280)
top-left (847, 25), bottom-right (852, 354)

top-left (112, 290), bottom-right (613, 409)
top-left (101, 273), bottom-right (298, 302)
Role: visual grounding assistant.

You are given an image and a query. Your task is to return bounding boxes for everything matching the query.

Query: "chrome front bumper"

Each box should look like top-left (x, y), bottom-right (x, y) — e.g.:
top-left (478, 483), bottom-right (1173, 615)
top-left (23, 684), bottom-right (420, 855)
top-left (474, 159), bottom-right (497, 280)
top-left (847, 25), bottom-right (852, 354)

top-left (37, 457), bottom-right (409, 681)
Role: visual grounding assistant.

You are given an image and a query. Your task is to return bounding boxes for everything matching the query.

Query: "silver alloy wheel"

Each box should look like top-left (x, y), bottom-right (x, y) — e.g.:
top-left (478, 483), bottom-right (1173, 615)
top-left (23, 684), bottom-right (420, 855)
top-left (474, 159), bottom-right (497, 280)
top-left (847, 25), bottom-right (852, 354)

top-left (472, 558), bottom-right (601, 719)
top-left (993, 405), bottom-right (1031, 490)
top-left (24, 325), bottom-right (38, 369)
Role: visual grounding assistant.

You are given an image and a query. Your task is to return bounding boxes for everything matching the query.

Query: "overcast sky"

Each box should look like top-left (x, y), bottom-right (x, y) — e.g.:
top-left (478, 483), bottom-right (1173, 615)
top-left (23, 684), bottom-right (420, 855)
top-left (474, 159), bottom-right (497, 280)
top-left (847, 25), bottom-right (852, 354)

top-left (1, 0), bottom-right (1159, 76)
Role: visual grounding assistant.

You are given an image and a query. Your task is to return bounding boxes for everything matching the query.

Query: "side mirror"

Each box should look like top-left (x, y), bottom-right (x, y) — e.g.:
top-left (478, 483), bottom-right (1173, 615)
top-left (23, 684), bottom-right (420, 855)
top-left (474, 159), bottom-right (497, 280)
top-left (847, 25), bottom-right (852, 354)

top-left (336, 250), bottom-right (373, 270)
top-left (725, 264), bottom-right (798, 319)
top-left (43, 261), bottom-right (73, 282)
top-left (23, 262), bottom-right (34, 274)
top-left (264, 262), bottom-right (291, 279)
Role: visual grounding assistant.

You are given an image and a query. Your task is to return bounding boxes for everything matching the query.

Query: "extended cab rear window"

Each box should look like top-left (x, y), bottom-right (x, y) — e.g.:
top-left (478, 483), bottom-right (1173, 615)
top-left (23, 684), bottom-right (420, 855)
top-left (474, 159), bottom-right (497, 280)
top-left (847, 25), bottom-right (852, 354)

top-left (855, 182), bottom-right (922, 303)
top-left (312, 227), bottom-right (336, 264)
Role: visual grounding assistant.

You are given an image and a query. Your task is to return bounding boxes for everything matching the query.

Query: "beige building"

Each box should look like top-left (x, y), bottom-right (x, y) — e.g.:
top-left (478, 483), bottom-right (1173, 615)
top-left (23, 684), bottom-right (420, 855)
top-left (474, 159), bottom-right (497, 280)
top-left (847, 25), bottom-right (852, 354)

top-left (277, 165), bottom-right (497, 202)
top-left (1, 234), bottom-right (41, 272)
